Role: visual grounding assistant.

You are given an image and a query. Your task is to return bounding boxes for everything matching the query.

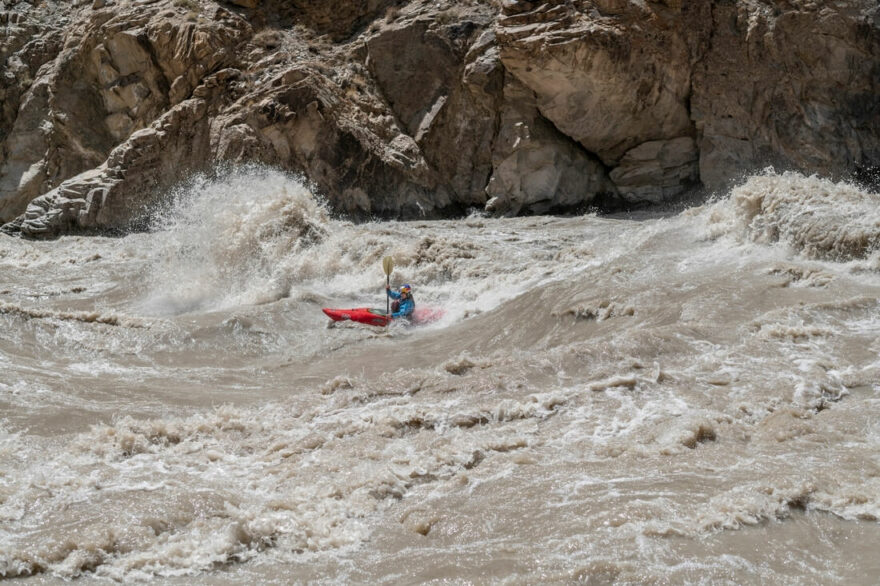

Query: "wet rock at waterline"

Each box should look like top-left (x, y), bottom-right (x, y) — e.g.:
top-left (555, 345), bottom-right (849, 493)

top-left (1, 0), bottom-right (878, 236)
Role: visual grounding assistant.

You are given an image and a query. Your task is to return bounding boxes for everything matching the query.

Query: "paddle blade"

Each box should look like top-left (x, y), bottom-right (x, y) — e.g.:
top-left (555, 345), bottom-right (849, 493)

top-left (382, 256), bottom-right (394, 276)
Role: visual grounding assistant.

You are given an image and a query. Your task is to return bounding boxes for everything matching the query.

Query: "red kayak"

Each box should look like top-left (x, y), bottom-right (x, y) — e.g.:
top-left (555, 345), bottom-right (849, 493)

top-left (322, 306), bottom-right (445, 327)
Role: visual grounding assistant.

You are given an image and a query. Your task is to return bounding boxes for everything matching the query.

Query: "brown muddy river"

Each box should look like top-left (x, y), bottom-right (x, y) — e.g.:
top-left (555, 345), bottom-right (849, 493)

top-left (1, 168), bottom-right (879, 584)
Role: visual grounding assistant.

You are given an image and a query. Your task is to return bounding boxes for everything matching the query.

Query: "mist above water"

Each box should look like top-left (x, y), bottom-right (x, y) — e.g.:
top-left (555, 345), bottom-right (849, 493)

top-left (1, 169), bottom-right (879, 583)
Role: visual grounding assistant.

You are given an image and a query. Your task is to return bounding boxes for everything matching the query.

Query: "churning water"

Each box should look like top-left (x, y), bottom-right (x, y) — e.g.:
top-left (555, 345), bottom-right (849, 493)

top-left (1, 168), bottom-right (879, 583)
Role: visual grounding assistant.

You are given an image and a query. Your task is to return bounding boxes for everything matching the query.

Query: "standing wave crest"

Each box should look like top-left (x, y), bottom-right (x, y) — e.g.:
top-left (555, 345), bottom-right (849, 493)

top-left (729, 172), bottom-right (880, 261)
top-left (142, 166), bottom-right (330, 314)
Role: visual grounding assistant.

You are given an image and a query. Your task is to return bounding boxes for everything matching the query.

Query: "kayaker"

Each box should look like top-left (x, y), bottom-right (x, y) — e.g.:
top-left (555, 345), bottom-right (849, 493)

top-left (386, 284), bottom-right (415, 319)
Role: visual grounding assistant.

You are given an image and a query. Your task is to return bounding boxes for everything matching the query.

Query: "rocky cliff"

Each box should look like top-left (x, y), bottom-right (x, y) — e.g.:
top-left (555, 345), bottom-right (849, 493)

top-left (0, 0), bottom-right (877, 236)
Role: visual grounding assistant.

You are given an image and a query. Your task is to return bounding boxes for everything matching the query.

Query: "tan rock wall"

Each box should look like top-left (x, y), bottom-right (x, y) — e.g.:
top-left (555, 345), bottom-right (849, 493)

top-left (1, 0), bottom-right (877, 236)
top-left (692, 1), bottom-right (880, 188)
top-left (497, 0), bottom-right (695, 165)
top-left (0, 0), bottom-right (251, 225)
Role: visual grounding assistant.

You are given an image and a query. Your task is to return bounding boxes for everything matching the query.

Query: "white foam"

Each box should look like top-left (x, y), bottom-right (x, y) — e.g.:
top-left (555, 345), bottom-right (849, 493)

top-left (141, 166), bottom-right (331, 315)
top-left (696, 170), bottom-right (880, 261)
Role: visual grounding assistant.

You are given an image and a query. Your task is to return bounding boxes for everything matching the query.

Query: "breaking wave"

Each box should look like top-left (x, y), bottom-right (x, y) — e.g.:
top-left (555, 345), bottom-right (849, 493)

top-left (704, 171), bottom-right (880, 261)
top-left (142, 166), bottom-right (330, 314)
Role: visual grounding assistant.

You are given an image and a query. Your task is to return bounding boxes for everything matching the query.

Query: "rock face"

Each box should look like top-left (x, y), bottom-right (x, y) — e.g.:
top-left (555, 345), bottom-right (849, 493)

top-left (495, 0), bottom-right (879, 196)
top-left (0, 3), bottom-right (67, 222)
top-left (0, 0), bottom-right (250, 231)
top-left (486, 73), bottom-right (612, 214)
top-left (496, 1), bottom-right (696, 166)
top-left (609, 137), bottom-right (699, 204)
top-left (691, 1), bottom-right (880, 188)
top-left (0, 0), bottom-right (877, 237)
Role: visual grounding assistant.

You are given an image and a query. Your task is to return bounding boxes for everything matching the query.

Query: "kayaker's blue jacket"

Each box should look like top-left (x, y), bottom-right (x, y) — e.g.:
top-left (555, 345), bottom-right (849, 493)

top-left (387, 288), bottom-right (415, 318)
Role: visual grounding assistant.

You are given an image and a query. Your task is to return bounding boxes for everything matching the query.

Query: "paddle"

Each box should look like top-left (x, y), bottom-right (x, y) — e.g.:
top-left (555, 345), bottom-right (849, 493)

top-left (382, 256), bottom-right (394, 319)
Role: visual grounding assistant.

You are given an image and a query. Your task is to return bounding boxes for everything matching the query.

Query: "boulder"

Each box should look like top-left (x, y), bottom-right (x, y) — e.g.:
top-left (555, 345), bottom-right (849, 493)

top-left (610, 137), bottom-right (698, 204)
top-left (486, 75), bottom-right (615, 215)
top-left (496, 0), bottom-right (694, 165)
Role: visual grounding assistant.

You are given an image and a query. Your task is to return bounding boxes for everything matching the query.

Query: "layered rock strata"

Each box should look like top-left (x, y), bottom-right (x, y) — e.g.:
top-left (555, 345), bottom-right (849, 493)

top-left (0, 0), bottom-right (877, 236)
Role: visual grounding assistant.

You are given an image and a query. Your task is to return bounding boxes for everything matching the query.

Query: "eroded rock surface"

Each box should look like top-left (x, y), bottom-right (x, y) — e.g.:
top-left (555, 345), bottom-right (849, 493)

top-left (486, 73), bottom-right (613, 215)
top-left (0, 0), bottom-right (877, 236)
top-left (691, 1), bottom-right (880, 188)
top-left (496, 0), bottom-right (697, 166)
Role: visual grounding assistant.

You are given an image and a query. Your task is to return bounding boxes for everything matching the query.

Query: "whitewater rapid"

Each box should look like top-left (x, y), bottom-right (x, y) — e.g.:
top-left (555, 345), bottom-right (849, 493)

top-left (1, 168), bottom-right (879, 583)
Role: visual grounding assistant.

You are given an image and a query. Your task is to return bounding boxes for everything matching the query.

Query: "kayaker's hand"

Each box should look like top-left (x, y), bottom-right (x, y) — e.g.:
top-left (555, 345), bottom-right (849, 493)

top-left (386, 285), bottom-right (390, 291)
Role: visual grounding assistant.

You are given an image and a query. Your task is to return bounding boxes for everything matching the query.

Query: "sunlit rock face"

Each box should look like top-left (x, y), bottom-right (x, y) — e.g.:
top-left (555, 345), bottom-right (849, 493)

top-left (1, 0), bottom-right (878, 235)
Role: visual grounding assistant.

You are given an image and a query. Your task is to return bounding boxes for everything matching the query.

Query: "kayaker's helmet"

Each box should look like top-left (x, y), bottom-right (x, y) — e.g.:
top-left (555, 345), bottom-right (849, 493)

top-left (400, 284), bottom-right (412, 295)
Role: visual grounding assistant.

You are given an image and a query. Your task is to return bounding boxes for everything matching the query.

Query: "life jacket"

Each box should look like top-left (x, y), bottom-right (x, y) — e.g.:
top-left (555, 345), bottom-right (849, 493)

top-left (393, 295), bottom-right (415, 314)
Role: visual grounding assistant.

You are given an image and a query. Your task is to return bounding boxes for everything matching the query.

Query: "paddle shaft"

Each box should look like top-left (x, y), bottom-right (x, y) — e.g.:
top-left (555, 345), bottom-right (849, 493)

top-left (382, 256), bottom-right (394, 321)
